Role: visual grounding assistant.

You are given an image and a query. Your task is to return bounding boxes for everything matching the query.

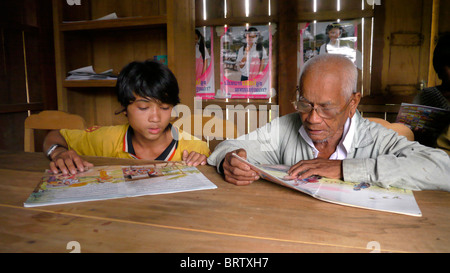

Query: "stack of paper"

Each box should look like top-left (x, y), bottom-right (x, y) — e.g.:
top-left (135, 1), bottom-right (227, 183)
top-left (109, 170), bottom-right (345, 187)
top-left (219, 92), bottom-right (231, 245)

top-left (66, 65), bottom-right (117, 81)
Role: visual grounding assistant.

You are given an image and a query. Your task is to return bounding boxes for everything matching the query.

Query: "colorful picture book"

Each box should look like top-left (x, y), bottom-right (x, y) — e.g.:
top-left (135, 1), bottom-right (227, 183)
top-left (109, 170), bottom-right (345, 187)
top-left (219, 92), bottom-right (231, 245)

top-left (232, 154), bottom-right (422, 217)
top-left (24, 163), bottom-right (217, 207)
top-left (395, 103), bottom-right (450, 147)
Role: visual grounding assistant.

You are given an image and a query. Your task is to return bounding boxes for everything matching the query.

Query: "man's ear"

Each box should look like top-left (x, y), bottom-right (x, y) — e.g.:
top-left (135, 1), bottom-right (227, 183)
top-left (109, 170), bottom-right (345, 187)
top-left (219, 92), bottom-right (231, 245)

top-left (348, 92), bottom-right (361, 118)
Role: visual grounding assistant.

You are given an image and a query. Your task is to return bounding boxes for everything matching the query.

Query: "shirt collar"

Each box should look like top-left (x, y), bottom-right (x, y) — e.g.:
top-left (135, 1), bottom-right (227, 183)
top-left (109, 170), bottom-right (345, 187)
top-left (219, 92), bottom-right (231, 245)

top-left (123, 124), bottom-right (179, 161)
top-left (299, 115), bottom-right (356, 160)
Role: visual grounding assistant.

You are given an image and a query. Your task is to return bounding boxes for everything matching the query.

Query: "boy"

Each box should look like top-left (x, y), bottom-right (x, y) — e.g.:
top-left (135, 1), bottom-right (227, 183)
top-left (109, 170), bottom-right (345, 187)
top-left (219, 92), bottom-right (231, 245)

top-left (44, 60), bottom-right (210, 175)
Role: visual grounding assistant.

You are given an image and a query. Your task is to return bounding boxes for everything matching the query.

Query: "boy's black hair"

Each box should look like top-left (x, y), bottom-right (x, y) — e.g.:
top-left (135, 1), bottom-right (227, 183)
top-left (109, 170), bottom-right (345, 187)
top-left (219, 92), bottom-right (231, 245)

top-left (116, 60), bottom-right (180, 110)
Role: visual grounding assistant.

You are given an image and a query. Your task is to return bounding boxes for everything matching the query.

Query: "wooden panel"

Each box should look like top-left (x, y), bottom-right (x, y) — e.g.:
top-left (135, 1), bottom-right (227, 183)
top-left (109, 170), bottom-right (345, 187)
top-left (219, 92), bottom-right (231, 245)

top-left (390, 33), bottom-right (423, 46)
top-left (316, 0), bottom-right (338, 12)
top-left (1, 28), bottom-right (27, 104)
top-left (0, 103), bottom-right (44, 114)
top-left (66, 88), bottom-right (127, 127)
top-left (167, 0), bottom-right (196, 110)
top-left (380, 0), bottom-right (433, 96)
top-left (0, 0), bottom-right (56, 151)
top-left (278, 1), bottom-right (298, 116)
top-left (195, 0), bottom-right (218, 20)
top-left (362, 17), bottom-right (373, 96)
top-left (90, 0), bottom-right (166, 18)
top-left (387, 46), bottom-right (421, 85)
top-left (0, 112), bottom-right (28, 151)
top-left (60, 16), bottom-right (167, 31)
top-left (387, 0), bottom-right (423, 32)
top-left (91, 28), bottom-right (167, 73)
top-left (341, 0), bottom-right (369, 11)
top-left (226, 0), bottom-right (246, 18)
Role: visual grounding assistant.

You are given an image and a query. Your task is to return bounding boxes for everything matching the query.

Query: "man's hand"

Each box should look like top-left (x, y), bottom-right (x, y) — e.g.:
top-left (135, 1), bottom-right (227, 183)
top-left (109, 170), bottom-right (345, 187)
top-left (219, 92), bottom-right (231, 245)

top-left (286, 158), bottom-right (343, 180)
top-left (222, 149), bottom-right (259, 186)
top-left (182, 150), bottom-right (207, 166)
top-left (50, 149), bottom-right (93, 175)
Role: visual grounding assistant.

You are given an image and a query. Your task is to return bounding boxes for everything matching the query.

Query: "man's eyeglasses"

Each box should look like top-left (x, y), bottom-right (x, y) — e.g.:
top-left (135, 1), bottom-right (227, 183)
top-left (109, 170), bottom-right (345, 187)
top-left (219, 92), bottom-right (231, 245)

top-left (292, 88), bottom-right (353, 119)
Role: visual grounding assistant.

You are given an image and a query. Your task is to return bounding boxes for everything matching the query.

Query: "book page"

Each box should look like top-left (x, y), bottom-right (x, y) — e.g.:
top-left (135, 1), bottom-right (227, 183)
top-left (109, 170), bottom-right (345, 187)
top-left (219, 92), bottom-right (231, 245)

top-left (24, 163), bottom-right (217, 207)
top-left (232, 153), bottom-right (422, 217)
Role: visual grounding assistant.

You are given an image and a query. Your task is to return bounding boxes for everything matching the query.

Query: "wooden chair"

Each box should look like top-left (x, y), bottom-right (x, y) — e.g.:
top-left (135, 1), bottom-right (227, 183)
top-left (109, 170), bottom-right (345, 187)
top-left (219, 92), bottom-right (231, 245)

top-left (172, 114), bottom-right (241, 151)
top-left (366, 117), bottom-right (414, 141)
top-left (24, 110), bottom-right (86, 152)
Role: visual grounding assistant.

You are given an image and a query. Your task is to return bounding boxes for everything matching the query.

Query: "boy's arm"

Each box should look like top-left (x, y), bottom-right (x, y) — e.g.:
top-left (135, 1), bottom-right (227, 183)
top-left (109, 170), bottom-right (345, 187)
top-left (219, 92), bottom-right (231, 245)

top-left (43, 130), bottom-right (93, 174)
top-left (43, 130), bottom-right (68, 158)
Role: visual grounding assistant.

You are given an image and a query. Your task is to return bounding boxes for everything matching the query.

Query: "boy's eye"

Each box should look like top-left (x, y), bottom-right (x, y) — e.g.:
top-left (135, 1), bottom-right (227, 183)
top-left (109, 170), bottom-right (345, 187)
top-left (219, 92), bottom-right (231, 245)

top-left (138, 107), bottom-right (149, 110)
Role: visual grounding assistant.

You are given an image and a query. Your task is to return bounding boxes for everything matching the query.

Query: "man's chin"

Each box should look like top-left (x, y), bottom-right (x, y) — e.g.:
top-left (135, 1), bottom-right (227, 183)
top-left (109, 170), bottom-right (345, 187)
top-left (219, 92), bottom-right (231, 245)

top-left (312, 138), bottom-right (329, 144)
top-left (308, 134), bottom-right (329, 144)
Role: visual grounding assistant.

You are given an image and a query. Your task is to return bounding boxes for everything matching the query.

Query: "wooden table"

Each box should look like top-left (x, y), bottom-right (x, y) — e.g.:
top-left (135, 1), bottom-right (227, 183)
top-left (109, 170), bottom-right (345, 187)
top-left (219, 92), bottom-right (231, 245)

top-left (0, 151), bottom-right (449, 253)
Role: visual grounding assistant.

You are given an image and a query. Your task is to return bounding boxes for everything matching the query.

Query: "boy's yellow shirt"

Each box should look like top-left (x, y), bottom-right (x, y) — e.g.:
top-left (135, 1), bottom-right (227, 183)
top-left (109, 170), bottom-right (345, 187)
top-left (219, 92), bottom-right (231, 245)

top-left (60, 124), bottom-right (210, 161)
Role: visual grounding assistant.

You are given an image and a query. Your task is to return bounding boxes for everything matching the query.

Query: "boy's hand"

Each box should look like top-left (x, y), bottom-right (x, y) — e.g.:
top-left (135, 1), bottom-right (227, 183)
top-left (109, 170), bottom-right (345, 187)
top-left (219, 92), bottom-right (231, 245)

top-left (182, 150), bottom-right (207, 166)
top-left (222, 149), bottom-right (259, 186)
top-left (50, 149), bottom-right (93, 175)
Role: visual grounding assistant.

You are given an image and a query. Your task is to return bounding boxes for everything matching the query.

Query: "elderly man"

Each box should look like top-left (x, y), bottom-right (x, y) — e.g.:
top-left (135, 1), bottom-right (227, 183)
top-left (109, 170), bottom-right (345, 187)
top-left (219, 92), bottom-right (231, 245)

top-left (207, 54), bottom-right (450, 191)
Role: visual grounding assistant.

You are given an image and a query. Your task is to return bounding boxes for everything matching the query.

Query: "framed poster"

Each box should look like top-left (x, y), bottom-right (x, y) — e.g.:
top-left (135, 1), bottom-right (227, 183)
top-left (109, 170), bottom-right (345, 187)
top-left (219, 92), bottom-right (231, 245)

top-left (195, 26), bottom-right (215, 99)
top-left (217, 24), bottom-right (272, 99)
top-left (298, 20), bottom-right (360, 80)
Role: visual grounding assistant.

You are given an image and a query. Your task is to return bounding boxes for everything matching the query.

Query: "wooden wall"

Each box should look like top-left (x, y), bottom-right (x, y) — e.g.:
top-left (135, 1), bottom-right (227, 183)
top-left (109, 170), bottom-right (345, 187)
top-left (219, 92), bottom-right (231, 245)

top-left (1, 0), bottom-right (448, 151)
top-left (0, 0), bottom-right (56, 151)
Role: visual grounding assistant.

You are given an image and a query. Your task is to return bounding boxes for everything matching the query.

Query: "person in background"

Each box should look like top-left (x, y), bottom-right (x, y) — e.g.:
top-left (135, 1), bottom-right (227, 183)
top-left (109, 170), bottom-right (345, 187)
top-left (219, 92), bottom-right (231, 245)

top-left (195, 29), bottom-right (210, 79)
top-left (413, 33), bottom-right (450, 154)
top-left (236, 27), bottom-right (268, 81)
top-left (319, 22), bottom-right (343, 55)
top-left (414, 33), bottom-right (450, 110)
top-left (207, 54), bottom-right (450, 191)
top-left (44, 60), bottom-right (210, 175)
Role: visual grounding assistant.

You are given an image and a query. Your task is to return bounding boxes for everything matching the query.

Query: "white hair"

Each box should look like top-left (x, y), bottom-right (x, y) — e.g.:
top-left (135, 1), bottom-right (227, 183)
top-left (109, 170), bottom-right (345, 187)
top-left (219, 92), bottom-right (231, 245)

top-left (299, 54), bottom-right (358, 100)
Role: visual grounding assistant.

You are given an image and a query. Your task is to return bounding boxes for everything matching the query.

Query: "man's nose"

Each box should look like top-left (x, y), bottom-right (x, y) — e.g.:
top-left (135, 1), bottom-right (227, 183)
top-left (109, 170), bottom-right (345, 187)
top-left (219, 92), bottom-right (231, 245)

top-left (306, 107), bottom-right (323, 123)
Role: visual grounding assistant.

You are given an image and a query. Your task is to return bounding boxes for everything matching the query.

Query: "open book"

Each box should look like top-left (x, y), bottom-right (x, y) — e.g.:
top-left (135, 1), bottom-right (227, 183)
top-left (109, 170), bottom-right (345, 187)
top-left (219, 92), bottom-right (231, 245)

top-left (232, 154), bottom-right (422, 217)
top-left (395, 103), bottom-right (450, 147)
top-left (24, 162), bottom-right (216, 207)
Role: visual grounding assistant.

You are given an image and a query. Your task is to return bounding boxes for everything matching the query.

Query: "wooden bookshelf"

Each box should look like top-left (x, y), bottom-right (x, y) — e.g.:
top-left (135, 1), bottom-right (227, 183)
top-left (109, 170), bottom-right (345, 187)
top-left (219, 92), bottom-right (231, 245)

top-left (63, 80), bottom-right (117, 88)
top-left (60, 15), bottom-right (167, 31)
top-left (52, 0), bottom-right (195, 127)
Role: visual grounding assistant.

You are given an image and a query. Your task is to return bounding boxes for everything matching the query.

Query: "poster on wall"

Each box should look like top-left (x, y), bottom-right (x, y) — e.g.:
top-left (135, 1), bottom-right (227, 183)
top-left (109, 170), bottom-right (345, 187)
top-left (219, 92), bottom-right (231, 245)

top-left (217, 24), bottom-right (273, 99)
top-left (298, 20), bottom-right (361, 81)
top-left (195, 26), bottom-right (215, 99)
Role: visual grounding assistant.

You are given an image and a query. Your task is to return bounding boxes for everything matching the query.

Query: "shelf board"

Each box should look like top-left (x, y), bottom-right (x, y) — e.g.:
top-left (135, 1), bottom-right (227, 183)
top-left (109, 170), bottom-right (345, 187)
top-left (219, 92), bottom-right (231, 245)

top-left (63, 80), bottom-right (117, 88)
top-left (0, 102), bottom-right (44, 114)
top-left (60, 15), bottom-right (167, 31)
top-left (195, 15), bottom-right (277, 27)
top-left (201, 98), bottom-right (278, 109)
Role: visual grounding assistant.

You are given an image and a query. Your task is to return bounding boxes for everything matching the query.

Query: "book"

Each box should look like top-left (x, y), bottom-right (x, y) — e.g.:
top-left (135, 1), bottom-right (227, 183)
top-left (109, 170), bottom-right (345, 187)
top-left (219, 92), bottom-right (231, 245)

top-left (232, 154), bottom-right (422, 217)
top-left (24, 162), bottom-right (217, 207)
top-left (395, 103), bottom-right (450, 147)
